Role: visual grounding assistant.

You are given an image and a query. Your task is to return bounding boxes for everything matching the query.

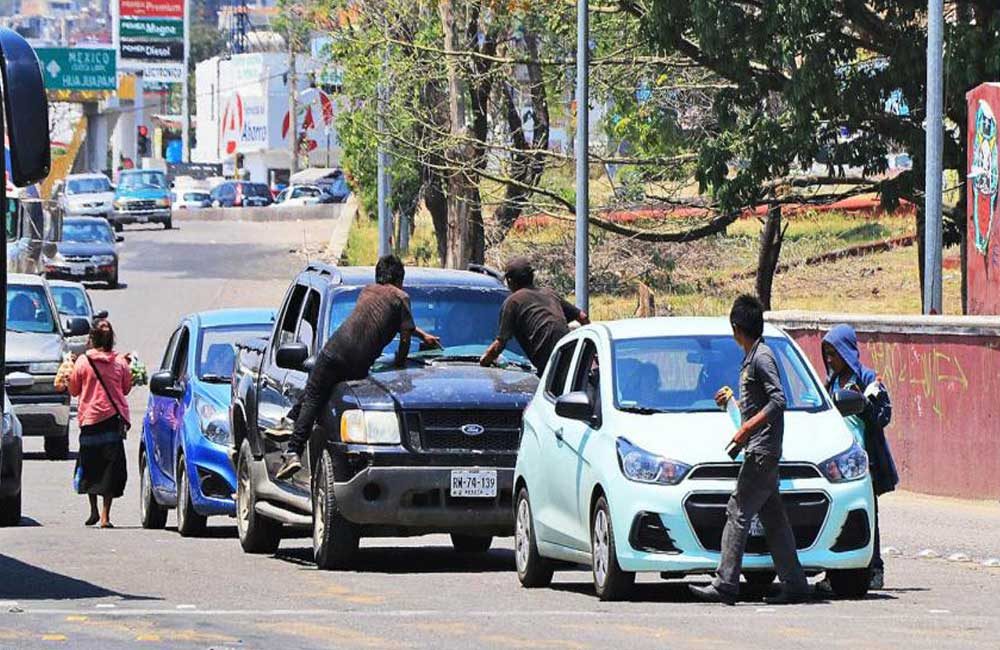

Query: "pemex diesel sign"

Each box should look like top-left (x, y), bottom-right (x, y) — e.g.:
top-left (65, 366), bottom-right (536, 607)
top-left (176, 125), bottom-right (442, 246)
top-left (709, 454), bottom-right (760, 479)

top-left (118, 0), bottom-right (186, 82)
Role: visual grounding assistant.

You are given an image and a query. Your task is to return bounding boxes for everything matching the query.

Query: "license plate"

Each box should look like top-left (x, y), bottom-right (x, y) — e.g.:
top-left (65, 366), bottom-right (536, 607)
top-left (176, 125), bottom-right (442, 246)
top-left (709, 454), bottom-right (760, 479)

top-left (749, 514), bottom-right (765, 537)
top-left (450, 470), bottom-right (497, 498)
top-left (137, 215), bottom-right (149, 223)
top-left (68, 263), bottom-right (86, 275)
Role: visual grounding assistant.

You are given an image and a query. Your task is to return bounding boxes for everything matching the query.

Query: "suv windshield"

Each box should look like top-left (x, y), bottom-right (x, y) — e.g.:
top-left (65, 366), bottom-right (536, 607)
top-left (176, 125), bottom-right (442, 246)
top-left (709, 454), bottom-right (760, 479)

top-left (67, 177), bottom-right (111, 194)
top-left (119, 172), bottom-right (166, 190)
top-left (613, 335), bottom-right (826, 413)
top-left (197, 324), bottom-right (272, 381)
top-left (327, 286), bottom-right (528, 366)
top-left (63, 220), bottom-right (114, 243)
top-left (52, 286), bottom-right (90, 316)
top-left (243, 183), bottom-right (271, 197)
top-left (7, 285), bottom-right (57, 334)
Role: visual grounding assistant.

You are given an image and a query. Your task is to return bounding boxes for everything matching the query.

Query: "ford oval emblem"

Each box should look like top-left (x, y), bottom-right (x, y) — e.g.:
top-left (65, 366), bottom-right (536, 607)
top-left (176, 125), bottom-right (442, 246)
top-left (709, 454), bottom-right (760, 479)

top-left (460, 423), bottom-right (485, 436)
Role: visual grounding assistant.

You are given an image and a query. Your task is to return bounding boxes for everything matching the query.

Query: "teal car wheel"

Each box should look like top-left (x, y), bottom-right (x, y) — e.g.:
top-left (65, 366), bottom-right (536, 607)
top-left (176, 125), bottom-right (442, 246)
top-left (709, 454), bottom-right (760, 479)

top-left (514, 487), bottom-right (553, 588)
top-left (591, 495), bottom-right (634, 601)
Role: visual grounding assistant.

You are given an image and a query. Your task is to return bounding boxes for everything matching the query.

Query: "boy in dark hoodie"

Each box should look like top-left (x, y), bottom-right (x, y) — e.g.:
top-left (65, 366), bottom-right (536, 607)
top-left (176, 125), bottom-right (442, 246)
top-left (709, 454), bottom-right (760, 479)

top-left (821, 324), bottom-right (899, 590)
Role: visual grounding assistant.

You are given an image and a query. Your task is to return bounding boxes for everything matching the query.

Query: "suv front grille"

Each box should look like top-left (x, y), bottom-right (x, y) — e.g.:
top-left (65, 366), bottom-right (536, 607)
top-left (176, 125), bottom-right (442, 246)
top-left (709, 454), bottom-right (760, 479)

top-left (404, 409), bottom-right (522, 453)
top-left (684, 491), bottom-right (830, 553)
top-left (125, 200), bottom-right (156, 211)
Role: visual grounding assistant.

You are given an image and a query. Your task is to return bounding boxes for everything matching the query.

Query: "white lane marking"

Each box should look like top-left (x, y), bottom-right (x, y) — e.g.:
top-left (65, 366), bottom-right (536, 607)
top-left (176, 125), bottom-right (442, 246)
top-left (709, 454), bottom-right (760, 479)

top-left (946, 553), bottom-right (971, 563)
top-left (176, 604), bottom-right (196, 610)
top-left (928, 609), bottom-right (951, 614)
top-left (916, 549), bottom-right (940, 559)
top-left (0, 601), bottom-right (19, 607)
top-left (95, 604), bottom-right (116, 609)
top-left (755, 608), bottom-right (775, 613)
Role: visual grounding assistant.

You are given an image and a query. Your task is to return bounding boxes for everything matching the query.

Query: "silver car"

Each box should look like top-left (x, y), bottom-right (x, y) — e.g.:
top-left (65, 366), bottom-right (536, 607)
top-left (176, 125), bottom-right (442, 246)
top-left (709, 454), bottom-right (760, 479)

top-left (51, 173), bottom-right (115, 220)
top-left (5, 274), bottom-right (90, 460)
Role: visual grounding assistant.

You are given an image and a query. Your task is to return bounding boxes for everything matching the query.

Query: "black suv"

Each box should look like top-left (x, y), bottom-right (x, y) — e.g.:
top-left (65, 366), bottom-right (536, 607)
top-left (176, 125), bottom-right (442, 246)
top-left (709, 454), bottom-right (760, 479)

top-left (209, 181), bottom-right (273, 208)
top-left (230, 264), bottom-right (538, 568)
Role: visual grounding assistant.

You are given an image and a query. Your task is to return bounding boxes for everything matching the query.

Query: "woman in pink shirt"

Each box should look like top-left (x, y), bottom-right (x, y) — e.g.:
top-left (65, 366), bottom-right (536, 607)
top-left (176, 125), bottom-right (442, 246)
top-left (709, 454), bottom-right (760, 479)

top-left (57, 319), bottom-right (132, 528)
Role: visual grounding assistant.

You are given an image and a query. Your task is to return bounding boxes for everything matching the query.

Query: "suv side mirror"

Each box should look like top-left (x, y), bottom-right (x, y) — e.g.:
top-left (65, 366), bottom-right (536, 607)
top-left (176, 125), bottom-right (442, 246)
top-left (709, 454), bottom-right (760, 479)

top-left (150, 370), bottom-right (184, 399)
top-left (276, 342), bottom-right (309, 371)
top-left (833, 389), bottom-right (865, 417)
top-left (64, 316), bottom-right (91, 337)
top-left (555, 391), bottom-right (595, 422)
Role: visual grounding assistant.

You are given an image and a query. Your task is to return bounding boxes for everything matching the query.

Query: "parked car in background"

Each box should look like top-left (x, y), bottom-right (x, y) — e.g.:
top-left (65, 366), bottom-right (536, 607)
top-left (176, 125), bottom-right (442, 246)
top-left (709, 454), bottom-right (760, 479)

top-left (6, 181), bottom-right (61, 276)
top-left (113, 169), bottom-right (172, 231)
top-left (230, 264), bottom-right (537, 567)
top-left (5, 274), bottom-right (90, 459)
top-left (272, 184), bottom-right (327, 207)
top-left (44, 217), bottom-right (122, 288)
top-left (140, 309), bottom-right (276, 536)
top-left (49, 280), bottom-right (105, 356)
top-left (174, 190), bottom-right (211, 210)
top-left (51, 173), bottom-right (115, 221)
top-left (513, 318), bottom-right (876, 601)
top-left (209, 182), bottom-right (272, 208)
top-left (291, 168), bottom-right (350, 203)
top-left (0, 390), bottom-right (24, 526)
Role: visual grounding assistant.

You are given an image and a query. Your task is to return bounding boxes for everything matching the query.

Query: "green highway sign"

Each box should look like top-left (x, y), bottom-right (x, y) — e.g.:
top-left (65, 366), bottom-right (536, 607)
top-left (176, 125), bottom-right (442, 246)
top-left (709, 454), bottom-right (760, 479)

top-left (35, 47), bottom-right (116, 91)
top-left (120, 17), bottom-right (184, 40)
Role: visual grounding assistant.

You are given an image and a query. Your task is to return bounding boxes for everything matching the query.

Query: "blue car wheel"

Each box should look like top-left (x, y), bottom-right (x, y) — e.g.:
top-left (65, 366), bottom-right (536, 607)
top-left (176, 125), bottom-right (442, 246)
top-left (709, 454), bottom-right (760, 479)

top-left (176, 457), bottom-right (207, 537)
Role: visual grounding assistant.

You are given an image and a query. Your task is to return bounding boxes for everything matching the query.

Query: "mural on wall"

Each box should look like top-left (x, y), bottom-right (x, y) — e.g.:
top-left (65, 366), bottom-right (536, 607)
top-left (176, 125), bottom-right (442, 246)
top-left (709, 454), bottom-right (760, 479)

top-left (966, 84), bottom-right (1000, 315)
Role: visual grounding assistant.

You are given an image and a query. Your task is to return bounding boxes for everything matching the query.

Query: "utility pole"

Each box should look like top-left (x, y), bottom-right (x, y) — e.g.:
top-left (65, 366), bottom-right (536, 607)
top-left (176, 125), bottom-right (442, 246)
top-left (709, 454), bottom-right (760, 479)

top-left (181, 0), bottom-right (190, 162)
top-left (923, 0), bottom-right (944, 314)
top-left (377, 16), bottom-right (391, 257)
top-left (288, 34), bottom-right (298, 176)
top-left (574, 0), bottom-right (589, 313)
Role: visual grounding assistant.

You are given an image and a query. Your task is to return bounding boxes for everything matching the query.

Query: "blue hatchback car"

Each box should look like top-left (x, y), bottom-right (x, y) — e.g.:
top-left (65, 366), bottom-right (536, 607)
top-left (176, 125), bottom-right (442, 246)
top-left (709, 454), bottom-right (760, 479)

top-left (139, 309), bottom-right (275, 535)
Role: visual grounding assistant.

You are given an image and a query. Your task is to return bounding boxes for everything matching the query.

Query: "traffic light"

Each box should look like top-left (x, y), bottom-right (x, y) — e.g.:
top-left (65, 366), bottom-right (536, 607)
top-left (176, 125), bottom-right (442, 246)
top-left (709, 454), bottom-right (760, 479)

top-left (137, 125), bottom-right (150, 157)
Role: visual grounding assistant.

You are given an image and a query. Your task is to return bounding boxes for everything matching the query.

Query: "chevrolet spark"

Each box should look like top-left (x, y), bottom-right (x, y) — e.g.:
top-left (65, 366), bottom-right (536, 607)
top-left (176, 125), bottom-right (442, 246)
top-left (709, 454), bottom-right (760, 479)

top-left (513, 318), bottom-right (875, 601)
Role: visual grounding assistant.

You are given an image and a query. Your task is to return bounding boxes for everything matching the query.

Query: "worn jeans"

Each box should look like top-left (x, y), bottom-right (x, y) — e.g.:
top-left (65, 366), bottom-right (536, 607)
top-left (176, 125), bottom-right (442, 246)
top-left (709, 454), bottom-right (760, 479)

top-left (712, 452), bottom-right (809, 595)
top-left (286, 351), bottom-right (351, 456)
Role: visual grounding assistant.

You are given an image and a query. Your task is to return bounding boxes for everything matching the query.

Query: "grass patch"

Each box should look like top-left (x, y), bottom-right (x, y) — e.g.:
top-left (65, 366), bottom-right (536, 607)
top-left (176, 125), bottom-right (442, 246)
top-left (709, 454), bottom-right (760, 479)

top-left (342, 210), bottom-right (438, 267)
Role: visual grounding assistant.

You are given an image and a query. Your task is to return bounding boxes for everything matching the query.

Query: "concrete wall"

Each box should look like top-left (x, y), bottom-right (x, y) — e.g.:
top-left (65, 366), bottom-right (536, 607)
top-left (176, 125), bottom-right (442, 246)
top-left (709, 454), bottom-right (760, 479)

top-left (170, 204), bottom-right (342, 223)
top-left (769, 311), bottom-right (1000, 500)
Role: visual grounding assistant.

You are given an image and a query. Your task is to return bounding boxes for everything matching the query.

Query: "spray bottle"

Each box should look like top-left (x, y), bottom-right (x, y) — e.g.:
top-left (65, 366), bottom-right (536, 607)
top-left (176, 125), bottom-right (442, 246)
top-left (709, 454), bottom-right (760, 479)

top-left (718, 385), bottom-right (744, 460)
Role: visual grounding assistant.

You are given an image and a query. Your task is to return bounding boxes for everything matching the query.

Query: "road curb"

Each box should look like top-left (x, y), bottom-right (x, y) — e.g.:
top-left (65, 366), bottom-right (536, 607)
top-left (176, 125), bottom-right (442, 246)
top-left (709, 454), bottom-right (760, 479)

top-left (170, 204), bottom-right (342, 223)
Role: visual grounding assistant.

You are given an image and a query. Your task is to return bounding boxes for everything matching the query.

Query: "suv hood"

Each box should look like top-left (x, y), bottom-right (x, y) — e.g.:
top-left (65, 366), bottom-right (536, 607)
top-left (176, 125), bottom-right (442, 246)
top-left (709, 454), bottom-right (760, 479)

top-left (347, 363), bottom-right (539, 411)
top-left (116, 187), bottom-right (167, 200)
top-left (5, 331), bottom-right (65, 363)
top-left (616, 408), bottom-right (854, 465)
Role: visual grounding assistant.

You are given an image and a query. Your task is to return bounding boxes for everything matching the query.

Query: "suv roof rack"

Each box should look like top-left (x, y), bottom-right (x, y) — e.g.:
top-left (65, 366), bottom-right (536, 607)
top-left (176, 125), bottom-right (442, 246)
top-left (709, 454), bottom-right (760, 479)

top-left (467, 263), bottom-right (504, 284)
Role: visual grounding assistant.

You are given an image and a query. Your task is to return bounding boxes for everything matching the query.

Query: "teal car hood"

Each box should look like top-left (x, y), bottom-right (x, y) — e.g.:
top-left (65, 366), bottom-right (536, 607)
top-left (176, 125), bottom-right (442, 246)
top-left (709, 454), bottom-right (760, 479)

top-left (116, 187), bottom-right (168, 200)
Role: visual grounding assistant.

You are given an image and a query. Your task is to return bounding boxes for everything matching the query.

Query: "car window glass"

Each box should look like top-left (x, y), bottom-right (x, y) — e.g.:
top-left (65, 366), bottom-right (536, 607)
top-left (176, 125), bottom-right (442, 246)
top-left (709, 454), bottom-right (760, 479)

top-left (278, 285), bottom-right (308, 348)
top-left (545, 341), bottom-right (577, 398)
top-left (6, 285), bottom-right (57, 334)
top-left (161, 327), bottom-right (182, 371)
top-left (298, 290), bottom-right (321, 353)
top-left (52, 287), bottom-right (90, 317)
top-left (571, 339), bottom-right (600, 395)
top-left (172, 327), bottom-right (190, 379)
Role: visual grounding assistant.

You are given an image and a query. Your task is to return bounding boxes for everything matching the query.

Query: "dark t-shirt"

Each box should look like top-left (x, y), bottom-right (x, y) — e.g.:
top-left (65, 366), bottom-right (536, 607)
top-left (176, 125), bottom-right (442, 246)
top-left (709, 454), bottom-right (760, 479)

top-left (497, 286), bottom-right (581, 374)
top-left (322, 283), bottom-right (415, 375)
top-left (739, 339), bottom-right (787, 458)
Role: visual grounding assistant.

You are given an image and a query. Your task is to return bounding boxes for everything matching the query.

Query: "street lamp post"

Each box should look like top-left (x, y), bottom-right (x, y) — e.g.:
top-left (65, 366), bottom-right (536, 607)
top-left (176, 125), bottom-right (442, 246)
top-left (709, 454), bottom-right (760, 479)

top-left (923, 0), bottom-right (944, 314)
top-left (575, 0), bottom-right (589, 313)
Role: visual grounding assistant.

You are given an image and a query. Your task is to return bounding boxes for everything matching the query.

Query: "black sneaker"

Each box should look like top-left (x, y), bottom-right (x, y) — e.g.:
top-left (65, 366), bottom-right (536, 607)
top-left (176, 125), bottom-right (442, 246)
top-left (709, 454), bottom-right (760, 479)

top-left (764, 587), bottom-right (812, 605)
top-left (689, 584), bottom-right (737, 606)
top-left (275, 452), bottom-right (302, 480)
top-left (869, 569), bottom-right (884, 590)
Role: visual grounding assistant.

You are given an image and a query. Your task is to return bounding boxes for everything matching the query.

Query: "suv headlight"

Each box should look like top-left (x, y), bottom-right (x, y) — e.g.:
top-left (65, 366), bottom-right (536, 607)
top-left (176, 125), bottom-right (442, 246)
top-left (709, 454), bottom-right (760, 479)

top-left (113, 199), bottom-right (125, 209)
top-left (616, 437), bottom-right (691, 485)
top-left (196, 397), bottom-right (231, 446)
top-left (340, 409), bottom-right (401, 445)
top-left (156, 197), bottom-right (170, 207)
top-left (29, 361), bottom-right (61, 374)
top-left (819, 441), bottom-right (869, 482)
top-left (93, 255), bottom-right (115, 265)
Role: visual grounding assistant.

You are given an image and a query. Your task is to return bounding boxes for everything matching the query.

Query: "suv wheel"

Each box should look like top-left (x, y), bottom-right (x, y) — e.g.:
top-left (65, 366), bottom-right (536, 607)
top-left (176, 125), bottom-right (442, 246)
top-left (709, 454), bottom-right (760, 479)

top-left (44, 427), bottom-right (70, 460)
top-left (514, 487), bottom-right (553, 588)
top-left (139, 448), bottom-right (167, 529)
top-left (107, 264), bottom-right (119, 289)
top-left (313, 449), bottom-right (358, 570)
top-left (451, 534), bottom-right (492, 553)
top-left (176, 457), bottom-right (207, 537)
top-left (591, 495), bottom-right (634, 601)
top-left (236, 440), bottom-right (281, 553)
top-left (0, 492), bottom-right (22, 527)
top-left (163, 217), bottom-right (172, 230)
top-left (827, 568), bottom-right (871, 599)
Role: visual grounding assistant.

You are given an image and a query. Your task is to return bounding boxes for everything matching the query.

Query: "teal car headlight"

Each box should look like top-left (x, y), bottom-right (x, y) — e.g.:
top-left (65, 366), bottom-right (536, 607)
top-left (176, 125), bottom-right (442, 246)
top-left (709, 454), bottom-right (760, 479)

top-left (195, 397), bottom-right (231, 446)
top-left (616, 437), bottom-right (691, 485)
top-left (819, 441), bottom-right (869, 482)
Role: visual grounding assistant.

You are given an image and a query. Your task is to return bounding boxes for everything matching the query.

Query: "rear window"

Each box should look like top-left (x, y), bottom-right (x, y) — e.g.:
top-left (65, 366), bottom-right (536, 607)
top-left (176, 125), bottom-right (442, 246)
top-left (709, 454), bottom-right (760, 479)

top-left (243, 183), bottom-right (271, 197)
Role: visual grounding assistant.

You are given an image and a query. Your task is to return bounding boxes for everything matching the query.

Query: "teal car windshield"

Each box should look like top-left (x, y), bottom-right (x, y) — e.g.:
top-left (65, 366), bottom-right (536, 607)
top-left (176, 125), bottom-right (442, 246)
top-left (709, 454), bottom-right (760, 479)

top-left (119, 172), bottom-right (166, 190)
top-left (327, 287), bottom-right (528, 366)
top-left (613, 335), bottom-right (826, 413)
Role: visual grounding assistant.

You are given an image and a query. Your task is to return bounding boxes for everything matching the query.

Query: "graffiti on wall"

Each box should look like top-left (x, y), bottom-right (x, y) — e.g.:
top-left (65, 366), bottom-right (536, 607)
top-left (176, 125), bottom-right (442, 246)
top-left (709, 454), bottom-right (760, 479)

top-left (967, 83), bottom-right (1000, 315)
top-left (971, 99), bottom-right (998, 255)
top-left (866, 341), bottom-right (968, 422)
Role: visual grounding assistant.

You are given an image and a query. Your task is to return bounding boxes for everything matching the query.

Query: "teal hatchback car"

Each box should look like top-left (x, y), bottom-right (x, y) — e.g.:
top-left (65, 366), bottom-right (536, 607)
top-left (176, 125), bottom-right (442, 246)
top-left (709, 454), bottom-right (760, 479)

top-left (513, 318), bottom-right (875, 601)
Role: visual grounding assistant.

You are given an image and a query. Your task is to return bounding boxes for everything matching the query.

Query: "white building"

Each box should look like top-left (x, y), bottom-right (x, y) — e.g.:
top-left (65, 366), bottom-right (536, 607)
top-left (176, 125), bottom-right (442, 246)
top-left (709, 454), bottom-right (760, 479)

top-left (192, 52), bottom-right (343, 185)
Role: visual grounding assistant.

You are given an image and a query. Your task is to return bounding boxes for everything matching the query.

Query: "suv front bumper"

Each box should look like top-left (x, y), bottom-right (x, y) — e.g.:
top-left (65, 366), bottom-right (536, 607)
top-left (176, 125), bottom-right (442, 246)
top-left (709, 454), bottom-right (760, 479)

top-left (9, 395), bottom-right (70, 436)
top-left (112, 209), bottom-right (171, 225)
top-left (334, 465), bottom-right (515, 535)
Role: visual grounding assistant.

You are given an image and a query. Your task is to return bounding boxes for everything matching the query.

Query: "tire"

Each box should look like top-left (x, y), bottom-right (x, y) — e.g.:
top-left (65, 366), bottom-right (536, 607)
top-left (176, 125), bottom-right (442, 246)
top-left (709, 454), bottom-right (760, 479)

top-left (163, 217), bottom-right (172, 230)
top-left (827, 568), bottom-right (871, 599)
top-left (236, 440), bottom-right (281, 554)
top-left (0, 492), bottom-right (22, 527)
top-left (312, 449), bottom-right (359, 570)
top-left (176, 458), bottom-right (207, 537)
top-left (113, 221), bottom-right (124, 233)
top-left (44, 428), bottom-right (70, 460)
top-left (139, 448), bottom-right (168, 530)
top-left (514, 487), bottom-right (554, 588)
top-left (591, 495), bottom-right (635, 601)
top-left (106, 265), bottom-right (119, 289)
top-left (451, 534), bottom-right (493, 553)
top-left (744, 570), bottom-right (777, 589)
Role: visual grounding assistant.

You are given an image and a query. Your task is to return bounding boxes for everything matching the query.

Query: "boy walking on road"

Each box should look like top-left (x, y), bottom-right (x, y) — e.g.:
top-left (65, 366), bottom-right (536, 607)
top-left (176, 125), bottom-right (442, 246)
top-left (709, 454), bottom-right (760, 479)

top-left (689, 295), bottom-right (811, 605)
top-left (479, 257), bottom-right (589, 376)
top-left (276, 255), bottom-right (439, 480)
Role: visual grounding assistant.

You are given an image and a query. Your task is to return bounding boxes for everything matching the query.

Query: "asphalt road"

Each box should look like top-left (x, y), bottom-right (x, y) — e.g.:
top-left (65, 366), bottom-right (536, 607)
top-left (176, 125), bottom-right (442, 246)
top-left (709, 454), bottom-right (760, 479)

top-left (1, 216), bottom-right (999, 649)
